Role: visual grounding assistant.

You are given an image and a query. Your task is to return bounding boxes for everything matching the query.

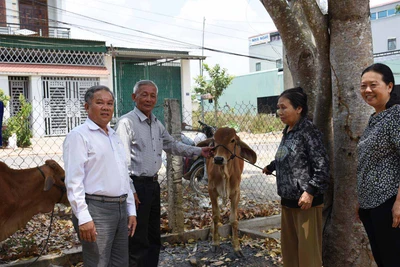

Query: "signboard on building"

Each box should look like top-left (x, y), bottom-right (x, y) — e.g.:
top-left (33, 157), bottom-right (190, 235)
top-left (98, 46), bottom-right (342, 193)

top-left (249, 33), bottom-right (270, 46)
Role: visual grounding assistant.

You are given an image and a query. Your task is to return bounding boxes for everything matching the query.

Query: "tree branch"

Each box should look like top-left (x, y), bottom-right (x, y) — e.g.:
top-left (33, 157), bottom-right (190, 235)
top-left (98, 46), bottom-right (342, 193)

top-left (299, 0), bottom-right (329, 46)
top-left (260, 0), bottom-right (309, 53)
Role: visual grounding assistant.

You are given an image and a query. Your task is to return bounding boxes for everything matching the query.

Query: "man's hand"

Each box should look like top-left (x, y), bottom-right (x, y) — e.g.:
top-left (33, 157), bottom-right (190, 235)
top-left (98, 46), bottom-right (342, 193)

top-left (79, 221), bottom-right (97, 242)
top-left (201, 147), bottom-right (214, 158)
top-left (298, 192), bottom-right (314, 210)
top-left (134, 193), bottom-right (141, 210)
top-left (128, 216), bottom-right (137, 237)
top-left (392, 199), bottom-right (400, 228)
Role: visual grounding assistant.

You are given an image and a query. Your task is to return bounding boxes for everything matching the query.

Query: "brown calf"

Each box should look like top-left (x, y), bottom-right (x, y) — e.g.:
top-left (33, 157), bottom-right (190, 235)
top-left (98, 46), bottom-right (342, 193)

top-left (0, 160), bottom-right (68, 241)
top-left (198, 127), bottom-right (257, 257)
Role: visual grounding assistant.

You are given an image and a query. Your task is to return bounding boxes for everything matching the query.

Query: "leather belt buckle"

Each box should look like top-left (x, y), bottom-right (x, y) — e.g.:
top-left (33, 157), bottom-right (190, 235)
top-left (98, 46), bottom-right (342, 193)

top-left (152, 174), bottom-right (158, 182)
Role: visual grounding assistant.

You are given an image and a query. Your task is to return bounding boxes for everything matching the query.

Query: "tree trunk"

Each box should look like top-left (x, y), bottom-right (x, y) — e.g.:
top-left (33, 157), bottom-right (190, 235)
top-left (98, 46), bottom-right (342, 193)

top-left (214, 99), bottom-right (218, 124)
top-left (323, 1), bottom-right (375, 266)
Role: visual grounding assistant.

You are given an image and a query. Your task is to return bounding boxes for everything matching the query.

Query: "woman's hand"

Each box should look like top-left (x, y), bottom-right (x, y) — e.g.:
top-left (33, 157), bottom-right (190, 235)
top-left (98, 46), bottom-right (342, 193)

top-left (392, 198), bottom-right (400, 228)
top-left (298, 192), bottom-right (314, 210)
top-left (262, 166), bottom-right (272, 175)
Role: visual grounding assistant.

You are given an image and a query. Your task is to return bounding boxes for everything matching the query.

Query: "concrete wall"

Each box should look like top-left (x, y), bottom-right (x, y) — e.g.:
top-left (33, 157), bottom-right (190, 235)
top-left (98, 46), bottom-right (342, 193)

top-left (374, 58), bottom-right (400, 83)
top-left (48, 0), bottom-right (62, 28)
top-left (371, 1), bottom-right (400, 53)
top-left (249, 40), bottom-right (282, 72)
top-left (201, 69), bottom-right (284, 114)
top-left (180, 59), bottom-right (193, 126)
top-left (5, 0), bottom-right (18, 25)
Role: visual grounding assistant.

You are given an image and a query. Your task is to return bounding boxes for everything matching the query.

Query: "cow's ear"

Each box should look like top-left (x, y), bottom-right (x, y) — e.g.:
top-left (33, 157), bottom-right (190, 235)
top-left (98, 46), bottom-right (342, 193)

top-left (45, 160), bottom-right (64, 178)
top-left (44, 176), bottom-right (55, 191)
top-left (238, 140), bottom-right (257, 164)
top-left (197, 138), bottom-right (212, 147)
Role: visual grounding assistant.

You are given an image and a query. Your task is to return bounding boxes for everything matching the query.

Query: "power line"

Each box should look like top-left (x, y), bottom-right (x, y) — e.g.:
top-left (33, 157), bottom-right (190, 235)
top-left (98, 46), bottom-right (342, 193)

top-left (43, 2), bottom-right (279, 62)
top-left (63, 0), bottom-right (268, 35)
top-left (0, 4), bottom-right (278, 62)
top-left (59, 0), bottom-right (263, 43)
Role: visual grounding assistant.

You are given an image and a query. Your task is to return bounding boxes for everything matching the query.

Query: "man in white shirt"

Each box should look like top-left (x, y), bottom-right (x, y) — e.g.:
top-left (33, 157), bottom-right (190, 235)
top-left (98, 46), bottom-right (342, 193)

top-left (63, 85), bottom-right (137, 266)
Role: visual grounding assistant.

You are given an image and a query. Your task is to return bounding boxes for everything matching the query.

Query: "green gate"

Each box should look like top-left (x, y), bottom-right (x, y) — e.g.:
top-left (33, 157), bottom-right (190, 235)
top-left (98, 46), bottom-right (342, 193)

top-left (115, 59), bottom-right (182, 124)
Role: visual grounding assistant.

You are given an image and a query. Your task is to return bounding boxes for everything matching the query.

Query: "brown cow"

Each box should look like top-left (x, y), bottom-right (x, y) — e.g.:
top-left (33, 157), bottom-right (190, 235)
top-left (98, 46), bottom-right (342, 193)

top-left (0, 159), bottom-right (68, 241)
top-left (198, 127), bottom-right (257, 257)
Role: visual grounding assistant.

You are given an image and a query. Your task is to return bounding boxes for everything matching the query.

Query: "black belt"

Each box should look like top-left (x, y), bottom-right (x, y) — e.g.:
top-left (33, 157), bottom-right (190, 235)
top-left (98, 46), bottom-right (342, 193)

top-left (85, 194), bottom-right (127, 203)
top-left (130, 174), bottom-right (158, 182)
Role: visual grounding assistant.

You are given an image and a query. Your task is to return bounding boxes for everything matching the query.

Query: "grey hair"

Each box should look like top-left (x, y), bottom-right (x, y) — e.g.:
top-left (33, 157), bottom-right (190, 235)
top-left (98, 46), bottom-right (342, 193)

top-left (84, 85), bottom-right (115, 104)
top-left (133, 80), bottom-right (159, 94)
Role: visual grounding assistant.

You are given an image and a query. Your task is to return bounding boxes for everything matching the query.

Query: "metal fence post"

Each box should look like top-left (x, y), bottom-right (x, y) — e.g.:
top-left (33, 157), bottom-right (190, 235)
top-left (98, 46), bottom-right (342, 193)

top-left (164, 99), bottom-right (184, 233)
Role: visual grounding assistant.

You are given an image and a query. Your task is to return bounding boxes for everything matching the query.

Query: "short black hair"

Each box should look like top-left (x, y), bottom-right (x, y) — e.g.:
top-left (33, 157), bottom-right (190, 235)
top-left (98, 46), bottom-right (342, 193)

top-left (84, 85), bottom-right (115, 104)
top-left (279, 87), bottom-right (309, 117)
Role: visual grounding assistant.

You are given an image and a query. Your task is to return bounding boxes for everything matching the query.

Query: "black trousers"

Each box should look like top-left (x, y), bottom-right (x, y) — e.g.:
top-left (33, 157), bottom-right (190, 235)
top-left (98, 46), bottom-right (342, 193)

top-left (359, 195), bottom-right (400, 267)
top-left (129, 178), bottom-right (161, 267)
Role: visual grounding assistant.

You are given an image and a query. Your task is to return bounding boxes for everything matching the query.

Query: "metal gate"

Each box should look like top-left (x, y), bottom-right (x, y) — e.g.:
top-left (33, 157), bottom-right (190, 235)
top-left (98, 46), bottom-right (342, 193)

top-left (8, 76), bottom-right (29, 116)
top-left (42, 77), bottom-right (99, 136)
top-left (115, 60), bottom-right (182, 123)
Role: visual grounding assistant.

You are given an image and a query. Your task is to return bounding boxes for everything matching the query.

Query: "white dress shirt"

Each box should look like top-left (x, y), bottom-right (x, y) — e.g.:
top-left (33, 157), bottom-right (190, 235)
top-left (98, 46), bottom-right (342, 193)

top-left (63, 118), bottom-right (136, 225)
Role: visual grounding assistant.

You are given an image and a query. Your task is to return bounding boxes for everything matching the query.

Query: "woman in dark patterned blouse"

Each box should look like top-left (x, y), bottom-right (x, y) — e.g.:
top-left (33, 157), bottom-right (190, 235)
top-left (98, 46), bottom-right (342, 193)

top-left (263, 87), bottom-right (329, 267)
top-left (357, 63), bottom-right (400, 267)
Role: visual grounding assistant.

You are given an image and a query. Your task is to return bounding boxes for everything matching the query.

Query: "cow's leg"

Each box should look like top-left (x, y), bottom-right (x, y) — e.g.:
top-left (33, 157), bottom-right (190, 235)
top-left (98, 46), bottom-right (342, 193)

top-left (230, 190), bottom-right (243, 257)
top-left (209, 190), bottom-right (221, 253)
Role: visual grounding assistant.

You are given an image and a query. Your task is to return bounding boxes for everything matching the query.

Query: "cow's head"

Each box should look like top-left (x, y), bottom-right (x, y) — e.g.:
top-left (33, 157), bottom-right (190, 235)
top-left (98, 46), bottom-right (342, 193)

top-left (41, 160), bottom-right (69, 205)
top-left (197, 127), bottom-right (257, 166)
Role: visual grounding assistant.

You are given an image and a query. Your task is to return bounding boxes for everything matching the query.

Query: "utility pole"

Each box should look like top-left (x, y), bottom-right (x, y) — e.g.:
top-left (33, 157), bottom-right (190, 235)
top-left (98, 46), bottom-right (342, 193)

top-left (201, 17), bottom-right (205, 76)
top-left (200, 17), bottom-right (205, 122)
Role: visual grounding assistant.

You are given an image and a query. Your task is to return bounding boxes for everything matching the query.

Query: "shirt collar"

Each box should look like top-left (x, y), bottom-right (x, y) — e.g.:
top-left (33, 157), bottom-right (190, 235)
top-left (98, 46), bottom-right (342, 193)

top-left (283, 117), bottom-right (307, 135)
top-left (85, 117), bottom-right (115, 135)
top-left (133, 107), bottom-right (157, 123)
top-left (368, 105), bottom-right (398, 126)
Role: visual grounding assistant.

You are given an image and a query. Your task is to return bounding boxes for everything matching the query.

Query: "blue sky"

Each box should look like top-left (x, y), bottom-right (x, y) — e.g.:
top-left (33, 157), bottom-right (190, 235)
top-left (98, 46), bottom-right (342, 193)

top-left (60, 0), bottom-right (385, 79)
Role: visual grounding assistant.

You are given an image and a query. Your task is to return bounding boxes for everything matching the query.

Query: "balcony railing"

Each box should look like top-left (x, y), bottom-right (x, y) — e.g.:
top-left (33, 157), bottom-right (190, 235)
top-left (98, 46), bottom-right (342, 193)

top-left (0, 23), bottom-right (70, 39)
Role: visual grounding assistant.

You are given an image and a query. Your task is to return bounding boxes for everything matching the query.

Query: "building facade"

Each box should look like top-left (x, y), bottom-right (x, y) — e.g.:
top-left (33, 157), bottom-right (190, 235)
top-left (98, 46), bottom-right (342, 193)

top-left (370, 0), bottom-right (400, 83)
top-left (0, 34), bottom-right (109, 136)
top-left (243, 1), bottom-right (400, 114)
top-left (0, 0), bottom-right (204, 139)
top-left (248, 31), bottom-right (282, 73)
top-left (0, 0), bottom-right (68, 38)
top-left (371, 0), bottom-right (400, 53)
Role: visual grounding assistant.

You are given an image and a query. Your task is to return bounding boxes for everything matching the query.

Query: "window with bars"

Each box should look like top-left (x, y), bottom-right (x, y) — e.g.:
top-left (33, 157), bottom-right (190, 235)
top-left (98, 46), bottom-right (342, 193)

top-left (388, 38), bottom-right (397, 51)
top-left (256, 62), bottom-right (261, 71)
top-left (8, 76), bottom-right (29, 116)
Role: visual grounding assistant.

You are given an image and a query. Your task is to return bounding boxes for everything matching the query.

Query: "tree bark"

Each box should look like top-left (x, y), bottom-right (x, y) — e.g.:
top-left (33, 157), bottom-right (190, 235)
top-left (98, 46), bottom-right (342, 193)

top-left (324, 1), bottom-right (375, 266)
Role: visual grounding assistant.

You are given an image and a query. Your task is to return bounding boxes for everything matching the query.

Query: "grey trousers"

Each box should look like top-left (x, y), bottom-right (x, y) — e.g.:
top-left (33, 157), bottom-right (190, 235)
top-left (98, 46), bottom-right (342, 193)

top-left (72, 198), bottom-right (129, 267)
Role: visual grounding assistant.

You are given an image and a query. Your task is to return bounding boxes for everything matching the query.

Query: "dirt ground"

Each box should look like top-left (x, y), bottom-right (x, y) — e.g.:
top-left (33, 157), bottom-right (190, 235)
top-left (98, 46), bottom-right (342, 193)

top-left (159, 237), bottom-right (282, 267)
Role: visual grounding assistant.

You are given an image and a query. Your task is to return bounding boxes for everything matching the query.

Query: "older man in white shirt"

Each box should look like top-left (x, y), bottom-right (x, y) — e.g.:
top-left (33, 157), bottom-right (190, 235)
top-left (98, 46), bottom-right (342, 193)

top-left (63, 85), bottom-right (136, 267)
top-left (115, 80), bottom-right (214, 267)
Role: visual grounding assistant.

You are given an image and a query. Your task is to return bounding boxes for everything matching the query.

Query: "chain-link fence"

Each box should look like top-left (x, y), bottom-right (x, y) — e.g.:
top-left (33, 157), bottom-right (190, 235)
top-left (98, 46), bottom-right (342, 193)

top-left (1, 97), bottom-right (283, 222)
